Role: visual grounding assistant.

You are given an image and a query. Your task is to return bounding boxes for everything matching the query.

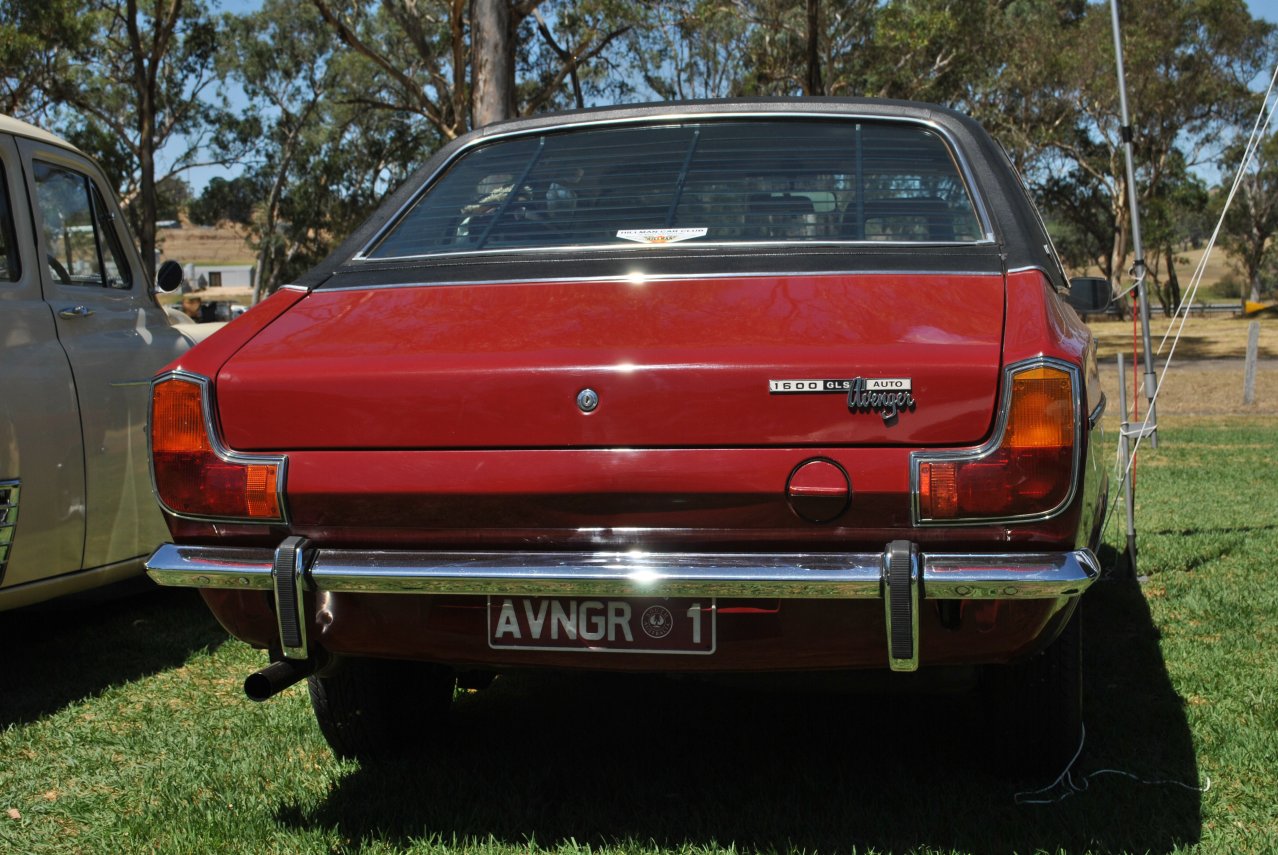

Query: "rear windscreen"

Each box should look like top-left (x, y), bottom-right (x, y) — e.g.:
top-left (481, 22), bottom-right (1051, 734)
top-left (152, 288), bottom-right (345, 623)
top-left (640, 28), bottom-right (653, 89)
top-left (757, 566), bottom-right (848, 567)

top-left (366, 119), bottom-right (985, 258)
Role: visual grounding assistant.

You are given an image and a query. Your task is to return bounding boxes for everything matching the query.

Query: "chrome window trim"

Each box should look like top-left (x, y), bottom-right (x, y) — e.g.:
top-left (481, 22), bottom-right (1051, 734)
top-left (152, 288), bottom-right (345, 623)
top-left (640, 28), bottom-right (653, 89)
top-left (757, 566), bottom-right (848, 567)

top-left (353, 112), bottom-right (998, 263)
top-left (910, 356), bottom-right (1084, 527)
top-left (147, 369), bottom-right (289, 525)
top-left (355, 237), bottom-right (993, 266)
top-left (315, 267), bottom-right (1005, 293)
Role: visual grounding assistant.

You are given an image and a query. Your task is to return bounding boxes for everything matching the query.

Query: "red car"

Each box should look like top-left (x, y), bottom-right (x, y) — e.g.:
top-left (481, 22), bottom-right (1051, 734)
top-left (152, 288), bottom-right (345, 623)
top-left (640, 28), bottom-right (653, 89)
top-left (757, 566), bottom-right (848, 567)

top-left (146, 100), bottom-right (1109, 770)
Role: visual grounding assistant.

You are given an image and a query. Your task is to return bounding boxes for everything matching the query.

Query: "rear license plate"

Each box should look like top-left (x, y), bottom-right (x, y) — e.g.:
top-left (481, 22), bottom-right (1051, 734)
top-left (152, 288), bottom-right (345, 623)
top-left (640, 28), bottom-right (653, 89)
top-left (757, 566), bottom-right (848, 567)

top-left (487, 596), bottom-right (716, 654)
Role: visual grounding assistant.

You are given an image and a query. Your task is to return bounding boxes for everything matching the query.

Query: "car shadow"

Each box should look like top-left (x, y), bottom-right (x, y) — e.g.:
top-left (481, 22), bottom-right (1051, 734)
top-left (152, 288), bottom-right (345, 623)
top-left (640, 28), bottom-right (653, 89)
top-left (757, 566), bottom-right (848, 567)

top-left (276, 551), bottom-right (1199, 854)
top-left (0, 582), bottom-right (228, 728)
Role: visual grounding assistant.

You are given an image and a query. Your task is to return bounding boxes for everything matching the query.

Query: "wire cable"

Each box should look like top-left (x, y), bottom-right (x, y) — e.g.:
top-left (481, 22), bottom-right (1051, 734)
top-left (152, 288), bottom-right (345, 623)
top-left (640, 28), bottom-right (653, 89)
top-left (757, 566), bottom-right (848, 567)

top-left (1014, 722), bottom-right (1212, 805)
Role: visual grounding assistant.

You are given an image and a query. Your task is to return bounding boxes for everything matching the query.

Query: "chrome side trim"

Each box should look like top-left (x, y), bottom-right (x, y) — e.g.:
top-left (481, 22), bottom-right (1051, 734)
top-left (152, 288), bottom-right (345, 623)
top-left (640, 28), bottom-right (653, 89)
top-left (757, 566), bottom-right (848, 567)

top-left (0, 479), bottom-right (18, 577)
top-left (147, 543), bottom-right (1098, 602)
top-left (1089, 393), bottom-right (1107, 430)
top-left (147, 370), bottom-right (289, 525)
top-left (910, 356), bottom-right (1084, 527)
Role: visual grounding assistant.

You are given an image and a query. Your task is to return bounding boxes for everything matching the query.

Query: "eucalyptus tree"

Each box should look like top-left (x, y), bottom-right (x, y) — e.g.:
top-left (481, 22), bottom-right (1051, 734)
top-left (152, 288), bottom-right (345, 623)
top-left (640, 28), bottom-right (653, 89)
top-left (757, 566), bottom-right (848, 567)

top-left (622, 0), bottom-right (753, 99)
top-left (989, 0), bottom-right (1272, 294)
top-left (37, 0), bottom-right (229, 280)
top-left (1217, 132), bottom-right (1278, 304)
top-left (0, 0), bottom-right (92, 117)
top-left (307, 0), bottom-right (634, 136)
top-left (217, 0), bottom-right (347, 296)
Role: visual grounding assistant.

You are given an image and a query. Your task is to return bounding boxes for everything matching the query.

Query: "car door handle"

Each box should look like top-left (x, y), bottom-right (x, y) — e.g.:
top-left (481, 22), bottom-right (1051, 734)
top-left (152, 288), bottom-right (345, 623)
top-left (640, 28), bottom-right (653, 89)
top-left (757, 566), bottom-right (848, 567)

top-left (58, 306), bottom-right (95, 319)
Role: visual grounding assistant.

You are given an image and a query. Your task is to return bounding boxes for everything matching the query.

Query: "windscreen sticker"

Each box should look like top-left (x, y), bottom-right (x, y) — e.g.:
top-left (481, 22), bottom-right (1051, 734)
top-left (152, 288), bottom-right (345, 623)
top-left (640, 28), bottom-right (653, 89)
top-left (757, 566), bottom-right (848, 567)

top-left (616, 228), bottom-right (708, 244)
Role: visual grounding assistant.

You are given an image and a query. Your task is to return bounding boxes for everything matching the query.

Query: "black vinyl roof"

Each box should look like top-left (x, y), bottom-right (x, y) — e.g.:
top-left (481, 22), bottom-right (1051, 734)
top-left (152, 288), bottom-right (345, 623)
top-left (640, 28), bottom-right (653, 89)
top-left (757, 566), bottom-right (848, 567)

top-left (297, 98), bottom-right (1064, 290)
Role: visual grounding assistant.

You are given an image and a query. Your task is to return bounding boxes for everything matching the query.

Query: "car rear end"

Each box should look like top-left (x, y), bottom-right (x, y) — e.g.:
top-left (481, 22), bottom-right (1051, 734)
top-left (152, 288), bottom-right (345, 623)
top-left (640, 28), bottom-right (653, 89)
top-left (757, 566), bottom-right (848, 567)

top-left (145, 102), bottom-right (1106, 765)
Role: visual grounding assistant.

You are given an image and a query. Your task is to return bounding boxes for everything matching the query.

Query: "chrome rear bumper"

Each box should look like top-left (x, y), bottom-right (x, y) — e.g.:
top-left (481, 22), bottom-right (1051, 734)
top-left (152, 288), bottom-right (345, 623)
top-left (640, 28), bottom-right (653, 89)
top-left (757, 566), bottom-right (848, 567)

top-left (146, 541), bottom-right (1099, 672)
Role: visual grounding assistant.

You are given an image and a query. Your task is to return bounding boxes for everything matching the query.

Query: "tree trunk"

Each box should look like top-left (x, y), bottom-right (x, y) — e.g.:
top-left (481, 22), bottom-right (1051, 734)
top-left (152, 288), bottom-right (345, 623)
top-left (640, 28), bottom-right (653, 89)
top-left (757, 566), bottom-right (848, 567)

top-left (137, 117), bottom-right (157, 284)
top-left (1164, 243), bottom-right (1181, 314)
top-left (472, 0), bottom-right (514, 127)
top-left (804, 0), bottom-right (823, 96)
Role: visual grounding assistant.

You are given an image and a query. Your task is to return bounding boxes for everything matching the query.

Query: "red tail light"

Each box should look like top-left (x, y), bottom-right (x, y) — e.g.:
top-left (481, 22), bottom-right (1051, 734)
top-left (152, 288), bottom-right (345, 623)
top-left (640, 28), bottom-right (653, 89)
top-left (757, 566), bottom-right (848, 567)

top-left (150, 374), bottom-right (286, 522)
top-left (915, 361), bottom-right (1077, 523)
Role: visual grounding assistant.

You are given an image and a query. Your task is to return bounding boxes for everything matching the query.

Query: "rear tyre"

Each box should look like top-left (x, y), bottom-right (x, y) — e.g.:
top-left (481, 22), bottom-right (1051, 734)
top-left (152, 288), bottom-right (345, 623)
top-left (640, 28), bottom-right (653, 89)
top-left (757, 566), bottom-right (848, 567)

top-left (981, 604), bottom-right (1083, 777)
top-left (307, 656), bottom-right (456, 763)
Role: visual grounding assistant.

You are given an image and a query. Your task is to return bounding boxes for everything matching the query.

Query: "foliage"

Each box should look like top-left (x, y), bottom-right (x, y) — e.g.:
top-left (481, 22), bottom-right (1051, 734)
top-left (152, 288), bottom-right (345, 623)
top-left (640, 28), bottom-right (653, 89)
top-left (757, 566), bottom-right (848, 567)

top-left (0, 0), bottom-right (93, 117)
top-left (188, 175), bottom-right (263, 226)
top-left (6, 0), bottom-right (236, 280)
top-left (5, 0), bottom-right (1278, 294)
top-left (1216, 132), bottom-right (1278, 302)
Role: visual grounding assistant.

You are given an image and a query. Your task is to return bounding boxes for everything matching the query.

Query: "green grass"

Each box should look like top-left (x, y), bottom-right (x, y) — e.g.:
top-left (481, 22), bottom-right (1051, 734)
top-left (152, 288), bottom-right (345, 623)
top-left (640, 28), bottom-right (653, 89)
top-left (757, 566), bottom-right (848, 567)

top-left (2, 418), bottom-right (1275, 854)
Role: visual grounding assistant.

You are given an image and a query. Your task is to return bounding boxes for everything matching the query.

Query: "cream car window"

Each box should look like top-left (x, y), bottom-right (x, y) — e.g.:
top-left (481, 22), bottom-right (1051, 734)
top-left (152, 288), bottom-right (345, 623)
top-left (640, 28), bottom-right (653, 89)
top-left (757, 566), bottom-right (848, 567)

top-left (0, 161), bottom-right (18, 282)
top-left (33, 160), bottom-right (130, 289)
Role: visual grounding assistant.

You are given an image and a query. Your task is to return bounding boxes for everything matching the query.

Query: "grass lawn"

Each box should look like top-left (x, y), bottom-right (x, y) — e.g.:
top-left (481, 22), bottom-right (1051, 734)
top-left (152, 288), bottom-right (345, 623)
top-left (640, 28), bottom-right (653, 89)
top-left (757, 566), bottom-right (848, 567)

top-left (2, 417), bottom-right (1275, 854)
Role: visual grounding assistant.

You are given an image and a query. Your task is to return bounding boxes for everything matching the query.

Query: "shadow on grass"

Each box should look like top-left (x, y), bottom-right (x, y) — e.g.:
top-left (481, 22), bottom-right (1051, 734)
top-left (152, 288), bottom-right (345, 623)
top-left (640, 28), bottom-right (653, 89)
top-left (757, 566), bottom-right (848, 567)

top-left (0, 582), bottom-right (227, 727)
top-left (278, 563), bottom-right (1199, 854)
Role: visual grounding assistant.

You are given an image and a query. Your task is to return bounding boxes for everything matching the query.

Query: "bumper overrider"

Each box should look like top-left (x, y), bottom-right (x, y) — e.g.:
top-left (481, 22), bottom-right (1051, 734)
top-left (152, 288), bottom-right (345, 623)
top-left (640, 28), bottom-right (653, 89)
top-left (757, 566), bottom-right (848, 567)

top-left (146, 539), bottom-right (1098, 673)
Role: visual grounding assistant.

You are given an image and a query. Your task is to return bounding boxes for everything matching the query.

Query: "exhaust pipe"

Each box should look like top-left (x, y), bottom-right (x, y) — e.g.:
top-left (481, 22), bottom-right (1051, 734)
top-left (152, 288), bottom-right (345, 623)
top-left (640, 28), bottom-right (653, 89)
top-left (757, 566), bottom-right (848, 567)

top-left (244, 654), bottom-right (325, 702)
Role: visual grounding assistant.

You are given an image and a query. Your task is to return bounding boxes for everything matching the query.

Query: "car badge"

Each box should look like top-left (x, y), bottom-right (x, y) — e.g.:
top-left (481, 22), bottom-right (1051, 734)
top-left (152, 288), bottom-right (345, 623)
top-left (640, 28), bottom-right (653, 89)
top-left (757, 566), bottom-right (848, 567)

top-left (769, 377), bottom-right (916, 423)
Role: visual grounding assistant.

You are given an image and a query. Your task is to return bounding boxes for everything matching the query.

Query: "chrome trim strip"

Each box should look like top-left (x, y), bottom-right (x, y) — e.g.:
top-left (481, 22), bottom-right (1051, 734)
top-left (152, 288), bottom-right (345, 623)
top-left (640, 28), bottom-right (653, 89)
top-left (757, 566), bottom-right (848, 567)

top-left (143, 543), bottom-right (275, 589)
top-left (147, 370), bottom-right (289, 525)
top-left (923, 549), bottom-right (1100, 599)
top-left (1089, 393), bottom-right (1107, 430)
top-left (109, 379), bottom-right (153, 388)
top-left (353, 111), bottom-right (997, 262)
top-left (316, 267), bottom-right (1005, 294)
top-left (354, 237), bottom-right (997, 266)
top-left (313, 550), bottom-right (887, 598)
top-left (147, 543), bottom-right (1099, 601)
top-left (0, 479), bottom-right (18, 576)
top-left (909, 356), bottom-right (1084, 527)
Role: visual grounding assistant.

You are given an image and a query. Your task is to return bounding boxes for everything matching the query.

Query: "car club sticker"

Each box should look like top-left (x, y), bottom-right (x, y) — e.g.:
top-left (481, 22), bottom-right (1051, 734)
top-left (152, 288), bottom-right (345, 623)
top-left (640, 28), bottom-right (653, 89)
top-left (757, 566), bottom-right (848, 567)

top-left (616, 227), bottom-right (708, 244)
top-left (769, 377), bottom-right (916, 422)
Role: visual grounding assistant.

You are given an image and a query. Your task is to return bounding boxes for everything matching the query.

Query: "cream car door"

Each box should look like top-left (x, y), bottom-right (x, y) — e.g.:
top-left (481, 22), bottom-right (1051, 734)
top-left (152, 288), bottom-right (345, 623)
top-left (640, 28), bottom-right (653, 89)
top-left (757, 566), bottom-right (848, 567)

top-left (19, 137), bottom-right (187, 572)
top-left (0, 133), bottom-right (86, 589)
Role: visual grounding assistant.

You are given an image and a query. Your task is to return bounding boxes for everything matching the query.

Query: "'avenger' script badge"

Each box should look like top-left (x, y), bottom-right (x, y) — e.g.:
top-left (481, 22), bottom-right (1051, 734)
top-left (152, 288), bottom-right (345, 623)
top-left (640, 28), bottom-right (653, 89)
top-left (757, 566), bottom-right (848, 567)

top-left (768, 377), bottom-right (916, 423)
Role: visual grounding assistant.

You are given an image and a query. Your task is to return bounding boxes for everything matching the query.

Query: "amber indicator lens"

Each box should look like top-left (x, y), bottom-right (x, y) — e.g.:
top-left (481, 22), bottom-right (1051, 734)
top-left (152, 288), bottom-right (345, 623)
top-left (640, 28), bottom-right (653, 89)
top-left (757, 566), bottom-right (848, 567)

top-left (150, 377), bottom-right (282, 521)
top-left (151, 379), bottom-right (210, 454)
top-left (918, 364), bottom-right (1074, 521)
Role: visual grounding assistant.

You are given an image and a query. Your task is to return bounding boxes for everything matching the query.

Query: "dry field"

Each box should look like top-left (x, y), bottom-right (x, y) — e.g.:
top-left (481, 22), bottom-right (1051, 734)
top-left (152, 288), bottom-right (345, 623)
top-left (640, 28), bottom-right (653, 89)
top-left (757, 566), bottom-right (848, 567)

top-left (1090, 315), bottom-right (1276, 418)
top-left (155, 221), bottom-right (255, 266)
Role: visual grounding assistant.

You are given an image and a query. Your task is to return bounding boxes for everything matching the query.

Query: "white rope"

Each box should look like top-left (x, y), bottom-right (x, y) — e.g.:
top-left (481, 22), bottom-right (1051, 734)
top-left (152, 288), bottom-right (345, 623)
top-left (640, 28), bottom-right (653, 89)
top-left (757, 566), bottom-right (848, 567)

top-left (1014, 722), bottom-right (1212, 805)
top-left (1099, 59), bottom-right (1278, 545)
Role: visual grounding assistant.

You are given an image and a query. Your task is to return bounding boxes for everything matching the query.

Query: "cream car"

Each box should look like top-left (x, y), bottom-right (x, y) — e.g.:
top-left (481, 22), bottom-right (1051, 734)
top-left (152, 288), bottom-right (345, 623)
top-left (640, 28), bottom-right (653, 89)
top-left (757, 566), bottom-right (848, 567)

top-left (0, 114), bottom-right (219, 610)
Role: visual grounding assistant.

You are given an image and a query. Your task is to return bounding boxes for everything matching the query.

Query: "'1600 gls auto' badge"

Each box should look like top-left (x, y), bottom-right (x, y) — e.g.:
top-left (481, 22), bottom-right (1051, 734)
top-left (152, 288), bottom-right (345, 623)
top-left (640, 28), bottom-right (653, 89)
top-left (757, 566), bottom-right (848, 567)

top-left (769, 377), bottom-right (916, 423)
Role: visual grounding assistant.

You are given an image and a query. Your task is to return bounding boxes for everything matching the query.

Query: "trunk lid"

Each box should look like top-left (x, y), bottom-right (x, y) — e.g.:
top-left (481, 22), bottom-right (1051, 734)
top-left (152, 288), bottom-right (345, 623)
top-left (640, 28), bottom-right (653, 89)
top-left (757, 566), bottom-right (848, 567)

top-left (216, 274), bottom-right (1005, 451)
